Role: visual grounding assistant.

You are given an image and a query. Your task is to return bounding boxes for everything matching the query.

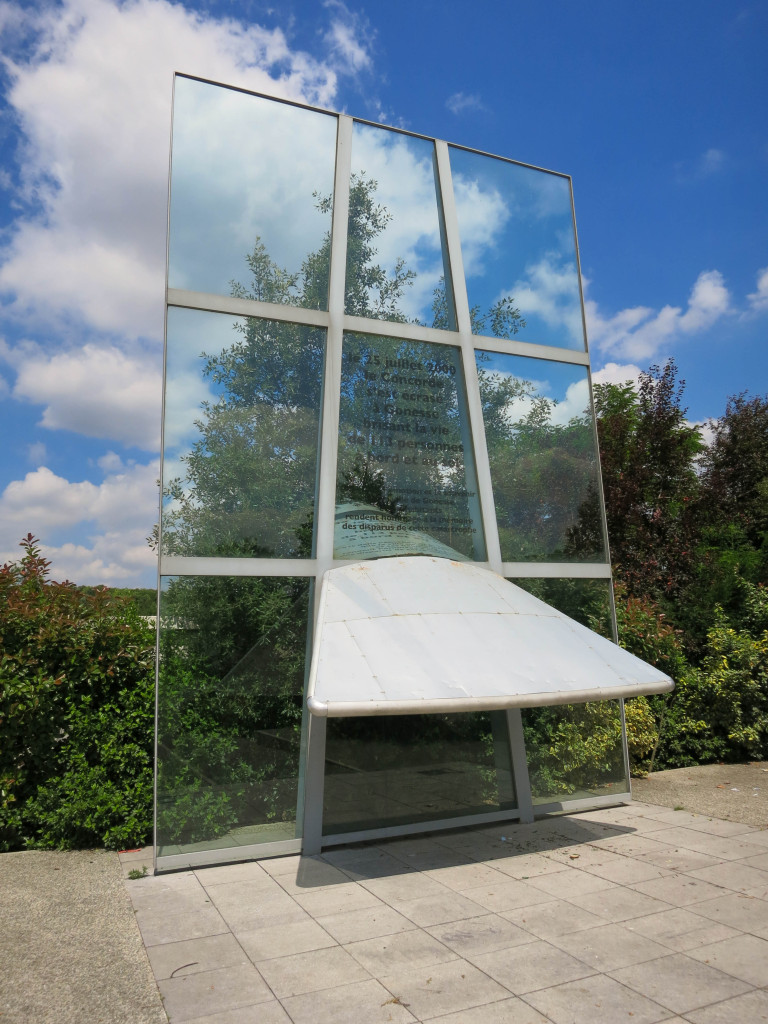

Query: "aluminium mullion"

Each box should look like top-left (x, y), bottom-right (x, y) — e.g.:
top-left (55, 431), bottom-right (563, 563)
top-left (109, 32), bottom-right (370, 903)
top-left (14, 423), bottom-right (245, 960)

top-left (434, 140), bottom-right (535, 834)
top-left (159, 556), bottom-right (317, 577)
top-left (156, 836), bottom-right (303, 873)
top-left (570, 181), bottom-right (630, 797)
top-left (340, 313), bottom-right (590, 367)
top-left (320, 807), bottom-right (525, 848)
top-left (470, 337), bottom-right (589, 366)
top-left (166, 287), bottom-right (330, 329)
top-left (434, 141), bottom-right (503, 575)
top-left (154, 71), bottom-right (179, 875)
top-left (315, 114), bottom-right (352, 574)
top-left (532, 792), bottom-right (631, 816)
top-left (500, 562), bottom-right (613, 579)
top-left (301, 115), bottom-right (353, 855)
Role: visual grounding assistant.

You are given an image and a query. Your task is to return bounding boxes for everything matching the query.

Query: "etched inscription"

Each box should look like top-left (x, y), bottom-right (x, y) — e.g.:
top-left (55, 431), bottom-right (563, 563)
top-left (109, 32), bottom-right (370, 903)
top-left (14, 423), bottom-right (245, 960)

top-left (334, 334), bottom-right (484, 559)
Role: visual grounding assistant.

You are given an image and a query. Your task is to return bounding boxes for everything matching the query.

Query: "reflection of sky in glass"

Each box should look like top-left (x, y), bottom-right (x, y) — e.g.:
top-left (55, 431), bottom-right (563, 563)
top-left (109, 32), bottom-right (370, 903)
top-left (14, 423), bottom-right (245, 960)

top-left (169, 77), bottom-right (337, 307)
top-left (347, 123), bottom-right (454, 328)
top-left (163, 306), bottom-right (230, 464)
top-left (476, 351), bottom-right (602, 562)
top-left (450, 148), bottom-right (584, 350)
top-left (477, 352), bottom-right (592, 426)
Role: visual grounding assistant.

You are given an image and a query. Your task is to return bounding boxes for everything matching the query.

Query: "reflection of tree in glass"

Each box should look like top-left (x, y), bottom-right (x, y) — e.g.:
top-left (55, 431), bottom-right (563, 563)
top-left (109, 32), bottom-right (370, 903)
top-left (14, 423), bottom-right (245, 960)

top-left (476, 357), bottom-right (603, 561)
top-left (512, 578), bottom-right (625, 798)
top-left (157, 173), bottom-right (588, 846)
top-left (162, 316), bottom-right (324, 559)
top-left (157, 575), bottom-right (310, 846)
top-left (162, 175), bottom-right (528, 560)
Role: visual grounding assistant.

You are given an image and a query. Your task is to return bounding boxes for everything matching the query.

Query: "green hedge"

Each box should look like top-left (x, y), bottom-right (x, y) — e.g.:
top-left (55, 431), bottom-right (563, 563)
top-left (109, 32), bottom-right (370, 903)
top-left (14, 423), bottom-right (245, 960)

top-left (0, 536), bottom-right (154, 850)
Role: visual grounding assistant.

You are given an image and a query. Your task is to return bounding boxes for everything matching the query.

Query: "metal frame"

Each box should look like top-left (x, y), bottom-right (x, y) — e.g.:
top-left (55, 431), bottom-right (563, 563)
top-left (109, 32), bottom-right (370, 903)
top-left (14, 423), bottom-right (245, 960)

top-left (155, 73), bottom-right (626, 872)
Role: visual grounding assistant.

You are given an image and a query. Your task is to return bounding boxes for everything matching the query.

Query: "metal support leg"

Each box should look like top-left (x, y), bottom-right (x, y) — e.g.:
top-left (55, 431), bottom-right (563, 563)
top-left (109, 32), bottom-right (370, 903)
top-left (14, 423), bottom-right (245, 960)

top-left (301, 714), bottom-right (327, 856)
top-left (506, 708), bottom-right (534, 823)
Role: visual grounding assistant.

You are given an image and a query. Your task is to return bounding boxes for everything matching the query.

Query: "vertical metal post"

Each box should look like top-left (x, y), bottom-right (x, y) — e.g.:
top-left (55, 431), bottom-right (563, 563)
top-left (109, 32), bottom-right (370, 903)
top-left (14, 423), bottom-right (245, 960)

top-left (301, 115), bottom-right (353, 852)
top-left (301, 714), bottom-right (328, 856)
top-left (507, 708), bottom-right (534, 823)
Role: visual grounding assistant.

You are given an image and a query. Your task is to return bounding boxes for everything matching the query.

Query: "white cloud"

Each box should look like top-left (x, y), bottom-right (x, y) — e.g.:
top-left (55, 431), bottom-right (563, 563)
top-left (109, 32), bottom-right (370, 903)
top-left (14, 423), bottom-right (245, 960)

top-left (323, 2), bottom-right (372, 72)
top-left (678, 270), bottom-right (731, 332)
top-left (0, 460), bottom-right (159, 584)
top-left (170, 77), bottom-right (337, 294)
top-left (96, 450), bottom-right (126, 472)
top-left (508, 254), bottom-right (583, 345)
top-left (26, 441), bottom-right (47, 466)
top-left (451, 175), bottom-right (509, 278)
top-left (7, 342), bottom-right (162, 450)
top-left (350, 126), bottom-right (450, 322)
top-left (0, 0), bottom-right (340, 340)
top-left (675, 147), bottom-right (727, 183)
top-left (747, 265), bottom-right (768, 313)
top-left (446, 92), bottom-right (484, 116)
top-left (0, 461), bottom-right (158, 534)
top-left (696, 148), bottom-right (726, 177)
top-left (591, 362), bottom-right (643, 388)
top-left (36, 535), bottom-right (157, 586)
top-left (585, 269), bottom-right (731, 361)
top-left (549, 378), bottom-right (591, 426)
top-left (687, 419), bottom-right (715, 448)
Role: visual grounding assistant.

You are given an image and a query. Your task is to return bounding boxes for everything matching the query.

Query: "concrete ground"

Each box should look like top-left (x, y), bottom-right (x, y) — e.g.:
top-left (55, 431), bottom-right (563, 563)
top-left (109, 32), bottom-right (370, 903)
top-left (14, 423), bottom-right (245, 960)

top-left (3, 764), bottom-right (768, 1024)
top-left (632, 761), bottom-right (768, 827)
top-left (0, 849), bottom-right (166, 1024)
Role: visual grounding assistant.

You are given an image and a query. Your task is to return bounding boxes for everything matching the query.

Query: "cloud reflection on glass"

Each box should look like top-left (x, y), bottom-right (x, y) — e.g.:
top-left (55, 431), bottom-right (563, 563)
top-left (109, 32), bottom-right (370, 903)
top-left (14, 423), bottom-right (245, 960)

top-left (476, 352), bottom-right (603, 561)
top-left (345, 123), bottom-right (455, 328)
top-left (168, 76), bottom-right (337, 308)
top-left (450, 148), bottom-right (585, 350)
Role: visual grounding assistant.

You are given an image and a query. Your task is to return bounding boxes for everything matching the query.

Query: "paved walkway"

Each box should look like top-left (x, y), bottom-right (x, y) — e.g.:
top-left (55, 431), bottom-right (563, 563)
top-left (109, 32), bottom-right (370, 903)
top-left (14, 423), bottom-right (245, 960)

top-left (119, 798), bottom-right (768, 1024)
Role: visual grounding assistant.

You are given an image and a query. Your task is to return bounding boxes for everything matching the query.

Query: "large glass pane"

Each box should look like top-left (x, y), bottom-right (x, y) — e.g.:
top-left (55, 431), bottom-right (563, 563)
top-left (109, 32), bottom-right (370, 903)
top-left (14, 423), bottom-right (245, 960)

top-left (512, 577), bottom-right (628, 803)
top-left (345, 123), bottom-right (455, 329)
top-left (162, 307), bottom-right (324, 558)
top-left (449, 147), bottom-right (584, 349)
top-left (169, 76), bottom-right (337, 309)
top-left (476, 352), bottom-right (604, 562)
top-left (335, 333), bottom-right (486, 560)
top-left (156, 575), bottom-right (311, 857)
top-left (323, 712), bottom-right (516, 835)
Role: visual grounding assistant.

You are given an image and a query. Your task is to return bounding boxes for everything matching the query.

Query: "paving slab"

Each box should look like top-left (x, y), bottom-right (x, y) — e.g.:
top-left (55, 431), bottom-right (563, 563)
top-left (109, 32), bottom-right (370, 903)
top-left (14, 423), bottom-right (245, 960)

top-left (377, 958), bottom-right (510, 1019)
top-left (609, 952), bottom-right (751, 1015)
top-left (470, 938), bottom-right (596, 994)
top-left (524, 973), bottom-right (670, 1024)
top-left (7, 773), bottom-right (768, 1024)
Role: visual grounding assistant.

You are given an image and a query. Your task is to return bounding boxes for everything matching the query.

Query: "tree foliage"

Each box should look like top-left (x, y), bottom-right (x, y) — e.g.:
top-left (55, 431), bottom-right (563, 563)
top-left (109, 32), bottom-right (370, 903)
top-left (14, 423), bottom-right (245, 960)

top-left (595, 366), bottom-right (768, 771)
top-left (0, 535), bottom-right (154, 850)
top-left (593, 361), bottom-right (702, 603)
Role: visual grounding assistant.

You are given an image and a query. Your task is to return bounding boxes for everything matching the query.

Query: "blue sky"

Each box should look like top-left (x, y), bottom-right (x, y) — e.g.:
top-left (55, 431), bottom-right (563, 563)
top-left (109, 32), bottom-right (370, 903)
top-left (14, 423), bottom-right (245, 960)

top-left (0, 0), bottom-right (765, 586)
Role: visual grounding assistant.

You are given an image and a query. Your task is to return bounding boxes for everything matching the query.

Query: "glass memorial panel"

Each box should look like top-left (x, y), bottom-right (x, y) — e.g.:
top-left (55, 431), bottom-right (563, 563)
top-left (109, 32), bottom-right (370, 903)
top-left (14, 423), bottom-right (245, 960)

top-left (513, 578), bottom-right (628, 803)
top-left (449, 147), bottom-right (584, 349)
top-left (162, 307), bottom-right (324, 558)
top-left (345, 123), bottom-right (455, 329)
top-left (323, 712), bottom-right (516, 835)
top-left (169, 76), bottom-right (337, 309)
top-left (335, 332), bottom-right (486, 560)
top-left (476, 352), bottom-right (604, 562)
top-left (156, 575), bottom-right (311, 857)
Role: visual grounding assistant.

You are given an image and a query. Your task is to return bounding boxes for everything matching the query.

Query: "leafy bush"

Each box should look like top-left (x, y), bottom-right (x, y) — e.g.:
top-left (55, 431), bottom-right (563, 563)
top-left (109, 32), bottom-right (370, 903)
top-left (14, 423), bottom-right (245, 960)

top-left (0, 536), bottom-right (154, 850)
top-left (657, 592), bottom-right (768, 767)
